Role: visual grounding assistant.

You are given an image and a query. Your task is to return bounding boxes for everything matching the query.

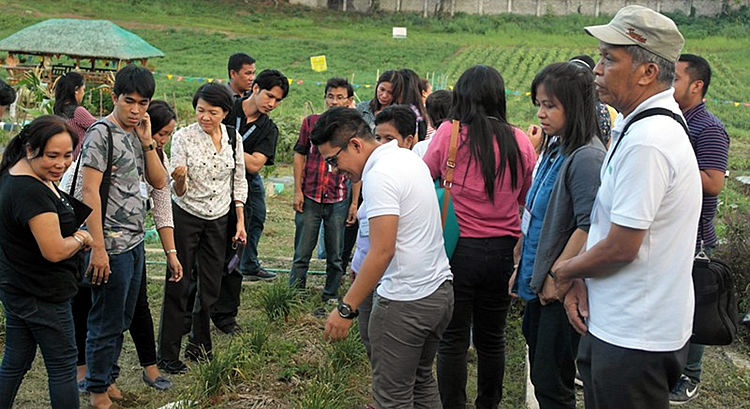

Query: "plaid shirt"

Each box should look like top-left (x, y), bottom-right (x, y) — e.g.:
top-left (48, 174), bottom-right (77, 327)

top-left (293, 114), bottom-right (348, 204)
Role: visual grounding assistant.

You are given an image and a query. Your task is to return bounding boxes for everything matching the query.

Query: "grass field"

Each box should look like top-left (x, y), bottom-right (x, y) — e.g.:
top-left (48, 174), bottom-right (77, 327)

top-left (1, 0), bottom-right (750, 407)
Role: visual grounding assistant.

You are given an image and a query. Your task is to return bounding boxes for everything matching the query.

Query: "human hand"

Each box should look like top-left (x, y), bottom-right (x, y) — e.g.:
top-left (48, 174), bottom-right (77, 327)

top-left (527, 124), bottom-right (543, 153)
top-left (166, 253), bottom-right (183, 282)
top-left (293, 190), bottom-right (304, 213)
top-left (233, 224), bottom-right (247, 245)
top-left (87, 246), bottom-right (110, 285)
top-left (539, 273), bottom-right (557, 305)
top-left (324, 309), bottom-right (353, 343)
top-left (508, 268), bottom-right (518, 298)
top-left (135, 113), bottom-right (153, 145)
top-left (171, 166), bottom-right (187, 185)
top-left (562, 279), bottom-right (589, 335)
top-left (346, 204), bottom-right (357, 226)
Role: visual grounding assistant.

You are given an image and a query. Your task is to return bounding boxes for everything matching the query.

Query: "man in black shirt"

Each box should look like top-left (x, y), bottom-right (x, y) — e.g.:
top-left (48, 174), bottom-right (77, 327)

top-left (211, 69), bottom-right (289, 334)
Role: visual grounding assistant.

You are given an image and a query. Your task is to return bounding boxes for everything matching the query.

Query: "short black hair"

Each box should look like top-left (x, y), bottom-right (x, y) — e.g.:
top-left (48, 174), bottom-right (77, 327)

top-left (679, 54), bottom-right (712, 97)
top-left (147, 100), bottom-right (177, 135)
top-left (324, 77), bottom-right (353, 98)
top-left (0, 115), bottom-right (77, 174)
top-left (227, 53), bottom-right (256, 77)
top-left (425, 90), bottom-right (452, 129)
top-left (374, 105), bottom-right (417, 140)
top-left (113, 65), bottom-right (155, 99)
top-left (191, 82), bottom-right (233, 113)
top-left (0, 78), bottom-right (17, 107)
top-left (253, 69), bottom-right (289, 99)
top-left (310, 106), bottom-right (372, 147)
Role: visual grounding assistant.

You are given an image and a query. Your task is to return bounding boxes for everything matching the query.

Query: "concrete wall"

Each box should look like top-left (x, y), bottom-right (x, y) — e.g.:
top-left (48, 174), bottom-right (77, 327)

top-left (290, 0), bottom-right (749, 17)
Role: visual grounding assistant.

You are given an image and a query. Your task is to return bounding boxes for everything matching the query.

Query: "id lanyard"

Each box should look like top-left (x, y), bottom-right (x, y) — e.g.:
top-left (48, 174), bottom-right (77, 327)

top-left (236, 117), bottom-right (257, 141)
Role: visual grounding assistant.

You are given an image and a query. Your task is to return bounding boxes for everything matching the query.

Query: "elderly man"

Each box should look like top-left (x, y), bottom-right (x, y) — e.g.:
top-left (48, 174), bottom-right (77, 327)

top-left (554, 6), bottom-right (701, 408)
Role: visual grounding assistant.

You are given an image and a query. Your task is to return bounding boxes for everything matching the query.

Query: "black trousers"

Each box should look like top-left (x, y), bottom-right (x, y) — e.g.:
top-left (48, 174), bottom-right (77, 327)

top-left (72, 262), bottom-right (158, 368)
top-left (578, 333), bottom-right (689, 409)
top-left (522, 299), bottom-right (580, 409)
top-left (437, 236), bottom-right (516, 409)
top-left (158, 203), bottom-right (228, 361)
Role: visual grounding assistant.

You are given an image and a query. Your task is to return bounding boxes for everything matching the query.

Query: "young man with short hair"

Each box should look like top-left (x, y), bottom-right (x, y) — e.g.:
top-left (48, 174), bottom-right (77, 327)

top-left (669, 53), bottom-right (730, 405)
top-left (76, 65), bottom-right (167, 409)
top-left (209, 69), bottom-right (289, 333)
top-left (290, 78), bottom-right (359, 302)
top-left (317, 106), bottom-right (453, 408)
top-left (226, 52), bottom-right (256, 99)
top-left (555, 6), bottom-right (701, 408)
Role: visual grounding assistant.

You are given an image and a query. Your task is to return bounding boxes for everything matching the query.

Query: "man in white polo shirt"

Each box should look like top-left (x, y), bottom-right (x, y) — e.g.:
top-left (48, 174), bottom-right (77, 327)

top-left (554, 6), bottom-right (701, 408)
top-left (314, 106), bottom-right (453, 408)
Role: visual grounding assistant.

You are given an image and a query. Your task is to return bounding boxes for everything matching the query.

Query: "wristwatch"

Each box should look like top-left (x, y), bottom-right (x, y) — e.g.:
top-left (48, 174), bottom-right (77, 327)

top-left (337, 301), bottom-right (359, 319)
top-left (143, 140), bottom-right (157, 151)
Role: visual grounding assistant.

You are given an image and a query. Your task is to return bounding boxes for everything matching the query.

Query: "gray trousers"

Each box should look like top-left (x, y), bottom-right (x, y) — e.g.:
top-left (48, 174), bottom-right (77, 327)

top-left (370, 280), bottom-right (454, 409)
top-left (577, 333), bottom-right (689, 409)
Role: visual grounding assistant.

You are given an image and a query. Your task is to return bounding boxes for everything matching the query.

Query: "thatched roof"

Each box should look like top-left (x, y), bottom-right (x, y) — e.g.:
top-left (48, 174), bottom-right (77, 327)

top-left (0, 18), bottom-right (164, 60)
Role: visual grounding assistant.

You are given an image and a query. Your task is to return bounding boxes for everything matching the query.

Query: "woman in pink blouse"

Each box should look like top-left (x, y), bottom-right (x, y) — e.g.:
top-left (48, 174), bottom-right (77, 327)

top-left (423, 65), bottom-right (537, 409)
top-left (157, 84), bottom-right (248, 373)
top-left (53, 72), bottom-right (96, 159)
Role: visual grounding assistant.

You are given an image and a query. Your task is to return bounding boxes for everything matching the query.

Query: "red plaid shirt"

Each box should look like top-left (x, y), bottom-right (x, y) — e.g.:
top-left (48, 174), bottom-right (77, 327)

top-left (293, 114), bottom-right (348, 203)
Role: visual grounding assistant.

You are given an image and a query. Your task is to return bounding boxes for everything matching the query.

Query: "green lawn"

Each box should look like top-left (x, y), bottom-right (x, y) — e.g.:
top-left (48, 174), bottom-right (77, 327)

top-left (1, 0), bottom-right (750, 407)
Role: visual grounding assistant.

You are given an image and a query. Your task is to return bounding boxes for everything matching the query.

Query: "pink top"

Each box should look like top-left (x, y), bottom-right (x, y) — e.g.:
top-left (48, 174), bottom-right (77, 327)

top-left (69, 105), bottom-right (97, 159)
top-left (423, 121), bottom-right (536, 238)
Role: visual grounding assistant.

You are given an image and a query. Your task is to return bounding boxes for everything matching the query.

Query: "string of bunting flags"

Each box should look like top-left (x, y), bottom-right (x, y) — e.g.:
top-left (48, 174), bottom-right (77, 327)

top-left (148, 71), bottom-right (750, 108)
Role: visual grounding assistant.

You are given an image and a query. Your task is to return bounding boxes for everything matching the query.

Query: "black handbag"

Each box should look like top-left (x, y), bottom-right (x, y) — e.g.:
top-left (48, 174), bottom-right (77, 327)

top-left (691, 247), bottom-right (739, 345)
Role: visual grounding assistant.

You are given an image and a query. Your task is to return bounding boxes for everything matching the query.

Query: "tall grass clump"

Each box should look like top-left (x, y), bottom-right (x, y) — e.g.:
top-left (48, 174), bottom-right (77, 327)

top-left (189, 340), bottom-right (250, 405)
top-left (292, 365), bottom-right (358, 409)
top-left (255, 279), bottom-right (301, 322)
top-left (326, 322), bottom-right (368, 371)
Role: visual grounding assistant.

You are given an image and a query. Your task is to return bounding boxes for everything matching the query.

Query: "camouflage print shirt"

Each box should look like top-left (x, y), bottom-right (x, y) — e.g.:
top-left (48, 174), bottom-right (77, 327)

top-left (75, 118), bottom-right (148, 254)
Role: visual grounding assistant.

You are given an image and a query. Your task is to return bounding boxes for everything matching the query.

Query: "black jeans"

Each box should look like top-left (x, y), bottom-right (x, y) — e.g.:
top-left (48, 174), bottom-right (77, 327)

top-left (437, 236), bottom-right (516, 409)
top-left (522, 299), bottom-right (579, 409)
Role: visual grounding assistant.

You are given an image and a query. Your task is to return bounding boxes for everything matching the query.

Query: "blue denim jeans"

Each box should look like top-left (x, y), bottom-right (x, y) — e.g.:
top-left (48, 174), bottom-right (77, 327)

top-left (0, 289), bottom-right (79, 409)
top-left (240, 173), bottom-right (266, 274)
top-left (289, 197), bottom-right (348, 301)
top-left (85, 242), bottom-right (144, 393)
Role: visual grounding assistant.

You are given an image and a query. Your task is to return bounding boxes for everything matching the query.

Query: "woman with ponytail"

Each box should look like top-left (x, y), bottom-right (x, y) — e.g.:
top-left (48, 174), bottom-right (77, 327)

top-left (0, 115), bottom-right (93, 408)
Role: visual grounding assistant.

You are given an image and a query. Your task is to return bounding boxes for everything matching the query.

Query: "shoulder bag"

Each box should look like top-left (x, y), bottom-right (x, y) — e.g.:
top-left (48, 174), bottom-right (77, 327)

top-left (435, 120), bottom-right (460, 259)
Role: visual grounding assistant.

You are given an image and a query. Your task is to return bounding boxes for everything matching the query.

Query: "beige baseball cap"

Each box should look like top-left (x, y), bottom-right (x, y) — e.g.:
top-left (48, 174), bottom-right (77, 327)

top-left (584, 5), bottom-right (684, 63)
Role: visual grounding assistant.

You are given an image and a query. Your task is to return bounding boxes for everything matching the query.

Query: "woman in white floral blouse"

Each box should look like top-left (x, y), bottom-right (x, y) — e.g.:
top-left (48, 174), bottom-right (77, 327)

top-left (157, 84), bottom-right (248, 373)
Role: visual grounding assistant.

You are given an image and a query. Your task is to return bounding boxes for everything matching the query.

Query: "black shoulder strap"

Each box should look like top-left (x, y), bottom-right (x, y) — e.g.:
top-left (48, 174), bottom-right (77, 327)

top-left (226, 124), bottom-right (238, 202)
top-left (69, 121), bottom-right (114, 228)
top-left (606, 108), bottom-right (689, 168)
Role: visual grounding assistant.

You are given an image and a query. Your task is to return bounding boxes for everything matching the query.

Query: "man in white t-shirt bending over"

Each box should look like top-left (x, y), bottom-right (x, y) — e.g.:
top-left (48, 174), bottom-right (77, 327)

top-left (554, 6), bottom-right (701, 409)
top-left (315, 106), bottom-right (454, 408)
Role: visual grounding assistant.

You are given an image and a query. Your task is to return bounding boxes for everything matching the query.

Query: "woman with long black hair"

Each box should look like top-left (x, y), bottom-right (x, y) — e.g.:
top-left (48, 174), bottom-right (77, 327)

top-left (53, 72), bottom-right (96, 158)
top-left (423, 65), bottom-right (537, 409)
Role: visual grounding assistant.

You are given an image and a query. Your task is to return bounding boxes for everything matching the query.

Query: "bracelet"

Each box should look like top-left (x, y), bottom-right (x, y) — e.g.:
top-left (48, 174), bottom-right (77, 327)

top-left (72, 234), bottom-right (85, 249)
top-left (165, 249), bottom-right (177, 255)
top-left (548, 270), bottom-right (556, 278)
top-left (235, 203), bottom-right (244, 208)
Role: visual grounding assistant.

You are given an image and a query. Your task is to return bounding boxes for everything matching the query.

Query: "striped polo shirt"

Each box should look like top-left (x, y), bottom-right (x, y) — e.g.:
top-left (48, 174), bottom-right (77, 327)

top-left (684, 102), bottom-right (729, 249)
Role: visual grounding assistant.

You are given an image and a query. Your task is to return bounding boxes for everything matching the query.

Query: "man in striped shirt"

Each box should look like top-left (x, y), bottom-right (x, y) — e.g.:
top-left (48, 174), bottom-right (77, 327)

top-left (669, 53), bottom-right (730, 405)
top-left (289, 77), bottom-right (360, 303)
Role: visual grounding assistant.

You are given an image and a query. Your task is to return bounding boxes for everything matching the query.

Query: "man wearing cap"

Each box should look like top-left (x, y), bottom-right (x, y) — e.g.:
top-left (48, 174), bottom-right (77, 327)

top-left (553, 6), bottom-right (701, 408)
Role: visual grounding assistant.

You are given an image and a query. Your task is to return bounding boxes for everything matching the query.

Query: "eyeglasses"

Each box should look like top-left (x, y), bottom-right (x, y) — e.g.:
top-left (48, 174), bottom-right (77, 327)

top-left (325, 94), bottom-right (350, 102)
top-left (324, 132), bottom-right (357, 169)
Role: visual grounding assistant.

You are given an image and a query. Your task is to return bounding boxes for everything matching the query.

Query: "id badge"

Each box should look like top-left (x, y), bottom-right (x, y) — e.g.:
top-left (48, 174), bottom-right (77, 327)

top-left (139, 181), bottom-right (149, 200)
top-left (521, 207), bottom-right (531, 236)
top-left (359, 218), bottom-right (370, 237)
